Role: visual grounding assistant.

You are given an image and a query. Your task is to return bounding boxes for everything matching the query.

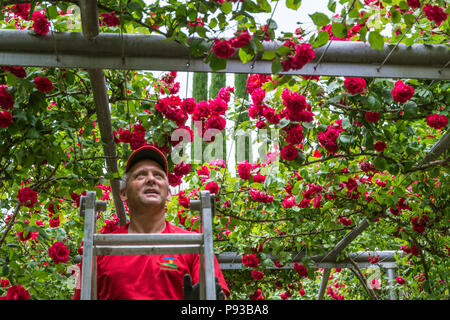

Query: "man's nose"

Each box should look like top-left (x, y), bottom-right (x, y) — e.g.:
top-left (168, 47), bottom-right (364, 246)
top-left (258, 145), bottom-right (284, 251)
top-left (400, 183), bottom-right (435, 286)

top-left (144, 173), bottom-right (156, 184)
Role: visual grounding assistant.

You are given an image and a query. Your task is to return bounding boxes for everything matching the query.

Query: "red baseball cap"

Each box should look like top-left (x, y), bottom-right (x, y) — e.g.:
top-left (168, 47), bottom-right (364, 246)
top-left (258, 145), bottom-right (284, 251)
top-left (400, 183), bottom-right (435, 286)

top-left (125, 145), bottom-right (169, 176)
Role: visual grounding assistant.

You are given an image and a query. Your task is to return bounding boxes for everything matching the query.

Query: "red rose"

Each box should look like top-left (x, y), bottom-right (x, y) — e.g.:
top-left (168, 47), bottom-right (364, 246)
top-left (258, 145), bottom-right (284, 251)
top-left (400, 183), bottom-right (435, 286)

top-left (100, 12), bottom-right (120, 27)
top-left (48, 241), bottom-right (70, 264)
top-left (168, 173), bottom-right (182, 187)
top-left (395, 276), bottom-right (406, 285)
top-left (249, 289), bottom-right (264, 300)
top-left (242, 253), bottom-right (259, 268)
top-left (365, 111), bottom-right (380, 123)
top-left (31, 11), bottom-right (49, 35)
top-left (212, 39), bottom-right (235, 59)
top-left (100, 219), bottom-right (119, 234)
top-left (205, 115), bottom-right (226, 132)
top-left (0, 111), bottom-right (13, 128)
top-left (281, 144), bottom-right (299, 161)
top-left (426, 113), bottom-right (448, 129)
top-left (174, 162), bottom-right (191, 176)
top-left (33, 76), bottom-right (54, 92)
top-left (411, 215), bottom-right (427, 234)
top-left (49, 217), bottom-right (60, 228)
top-left (344, 77), bottom-right (366, 95)
top-left (250, 88), bottom-right (266, 105)
top-left (230, 30), bottom-right (251, 48)
top-left (17, 187), bottom-right (38, 208)
top-left (3, 66), bottom-right (26, 78)
top-left (294, 262), bottom-right (308, 278)
top-left (374, 140), bottom-right (387, 152)
top-left (181, 98), bottom-right (196, 114)
top-left (205, 181), bottom-right (219, 195)
top-left (0, 85), bottom-right (14, 110)
top-left (285, 124), bottom-right (304, 144)
top-left (263, 107), bottom-right (282, 125)
top-left (282, 43), bottom-right (315, 71)
top-left (407, 0), bottom-right (421, 9)
top-left (209, 97), bottom-right (228, 116)
top-left (423, 4), bottom-right (448, 26)
top-left (391, 80), bottom-right (414, 103)
top-left (252, 172), bottom-right (266, 183)
top-left (251, 270), bottom-right (265, 280)
top-left (117, 128), bottom-right (132, 143)
top-left (237, 160), bottom-right (252, 180)
top-left (4, 285), bottom-right (30, 300)
top-left (193, 100), bottom-right (210, 120)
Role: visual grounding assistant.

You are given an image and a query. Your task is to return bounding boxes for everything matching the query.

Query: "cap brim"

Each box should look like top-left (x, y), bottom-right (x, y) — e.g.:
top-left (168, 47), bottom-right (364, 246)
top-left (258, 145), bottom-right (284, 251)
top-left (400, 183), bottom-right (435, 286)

top-left (125, 145), bottom-right (168, 176)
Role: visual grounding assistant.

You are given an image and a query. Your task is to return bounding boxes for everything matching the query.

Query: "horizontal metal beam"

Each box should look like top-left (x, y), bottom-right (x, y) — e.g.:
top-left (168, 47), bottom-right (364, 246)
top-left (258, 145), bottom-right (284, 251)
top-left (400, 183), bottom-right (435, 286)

top-left (94, 244), bottom-right (201, 255)
top-left (217, 250), bottom-right (402, 270)
top-left (0, 30), bottom-right (448, 79)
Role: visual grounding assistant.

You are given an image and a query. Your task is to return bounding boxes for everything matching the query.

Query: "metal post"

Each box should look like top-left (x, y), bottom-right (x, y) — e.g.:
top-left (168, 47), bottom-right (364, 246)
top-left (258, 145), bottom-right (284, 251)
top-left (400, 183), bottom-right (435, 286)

top-left (80, 191), bottom-right (97, 300)
top-left (386, 268), bottom-right (398, 300)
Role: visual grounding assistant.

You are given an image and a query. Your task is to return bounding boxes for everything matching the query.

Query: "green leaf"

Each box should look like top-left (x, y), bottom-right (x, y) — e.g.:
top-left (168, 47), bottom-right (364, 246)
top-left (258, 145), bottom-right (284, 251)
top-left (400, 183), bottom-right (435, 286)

top-left (262, 50), bottom-right (276, 60)
top-left (309, 12), bottom-right (330, 28)
top-left (312, 31), bottom-right (330, 48)
top-left (368, 31), bottom-right (384, 51)
top-left (327, 0), bottom-right (336, 12)
top-left (374, 157), bottom-right (388, 171)
top-left (209, 55), bottom-right (227, 72)
top-left (403, 101), bottom-right (417, 117)
top-left (238, 48), bottom-right (254, 64)
top-left (271, 57), bottom-right (283, 74)
top-left (331, 23), bottom-right (347, 39)
top-left (221, 1), bottom-right (232, 14)
top-left (286, 0), bottom-right (302, 10)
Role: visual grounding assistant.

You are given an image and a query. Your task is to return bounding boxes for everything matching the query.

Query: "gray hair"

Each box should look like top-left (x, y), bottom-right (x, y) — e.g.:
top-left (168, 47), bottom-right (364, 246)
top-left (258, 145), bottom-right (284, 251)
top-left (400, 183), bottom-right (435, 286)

top-left (119, 171), bottom-right (129, 191)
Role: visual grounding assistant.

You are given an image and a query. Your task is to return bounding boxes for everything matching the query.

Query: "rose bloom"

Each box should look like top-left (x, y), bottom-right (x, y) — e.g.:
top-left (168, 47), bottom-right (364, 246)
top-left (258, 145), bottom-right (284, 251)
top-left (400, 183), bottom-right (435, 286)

top-left (391, 80), bottom-right (414, 103)
top-left (250, 88), bottom-right (266, 105)
top-left (344, 77), bottom-right (366, 95)
top-left (49, 217), bottom-right (60, 228)
top-left (365, 111), bottom-right (380, 123)
top-left (281, 144), bottom-right (299, 161)
top-left (168, 173), bottom-right (182, 187)
top-left (0, 85), bottom-right (14, 110)
top-left (395, 276), bottom-right (406, 285)
top-left (2, 285), bottom-right (30, 300)
top-left (252, 172), bottom-right (266, 183)
top-left (3, 66), bottom-right (26, 78)
top-left (100, 12), bottom-right (120, 27)
top-left (173, 162), bottom-right (191, 176)
top-left (426, 113), bottom-right (448, 129)
top-left (205, 115), bottom-right (226, 132)
top-left (209, 97), bottom-right (228, 116)
top-left (237, 160), bottom-right (252, 180)
top-left (251, 270), bottom-right (265, 280)
top-left (31, 11), bottom-right (49, 35)
top-left (374, 140), bottom-right (387, 152)
top-left (407, 0), bottom-right (421, 9)
top-left (48, 241), bottom-right (70, 264)
top-left (33, 76), bottom-right (54, 92)
top-left (423, 4), bottom-right (448, 26)
top-left (242, 253), bottom-right (259, 268)
top-left (212, 39), bottom-right (235, 59)
top-left (230, 30), bottom-right (251, 48)
top-left (17, 187), bottom-right (38, 208)
top-left (294, 262), bottom-right (308, 278)
top-left (0, 111), bottom-right (13, 128)
top-left (205, 181), bottom-right (219, 195)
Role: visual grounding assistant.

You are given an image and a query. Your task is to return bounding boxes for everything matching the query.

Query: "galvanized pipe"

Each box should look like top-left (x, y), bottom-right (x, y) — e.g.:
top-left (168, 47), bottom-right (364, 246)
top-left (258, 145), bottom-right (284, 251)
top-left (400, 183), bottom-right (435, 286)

top-left (0, 30), bottom-right (448, 79)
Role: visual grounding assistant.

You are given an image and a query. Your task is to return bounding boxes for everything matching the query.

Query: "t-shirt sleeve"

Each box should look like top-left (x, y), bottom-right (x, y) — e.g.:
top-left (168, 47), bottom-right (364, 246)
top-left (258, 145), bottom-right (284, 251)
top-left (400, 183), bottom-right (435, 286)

top-left (191, 254), bottom-right (230, 298)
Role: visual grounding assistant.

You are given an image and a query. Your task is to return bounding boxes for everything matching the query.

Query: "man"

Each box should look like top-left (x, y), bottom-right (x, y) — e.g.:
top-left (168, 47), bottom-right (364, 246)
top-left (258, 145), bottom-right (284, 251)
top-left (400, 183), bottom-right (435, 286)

top-left (73, 145), bottom-right (229, 300)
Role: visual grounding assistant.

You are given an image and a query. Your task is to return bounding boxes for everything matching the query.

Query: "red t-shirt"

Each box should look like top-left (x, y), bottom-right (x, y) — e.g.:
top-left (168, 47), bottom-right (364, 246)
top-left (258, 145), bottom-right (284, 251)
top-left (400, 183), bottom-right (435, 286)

top-left (72, 221), bottom-right (229, 300)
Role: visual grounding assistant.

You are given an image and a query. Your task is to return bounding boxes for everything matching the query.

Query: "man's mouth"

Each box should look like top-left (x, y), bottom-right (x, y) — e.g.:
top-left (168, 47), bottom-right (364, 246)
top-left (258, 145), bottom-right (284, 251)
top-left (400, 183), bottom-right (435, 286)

top-left (143, 189), bottom-right (159, 195)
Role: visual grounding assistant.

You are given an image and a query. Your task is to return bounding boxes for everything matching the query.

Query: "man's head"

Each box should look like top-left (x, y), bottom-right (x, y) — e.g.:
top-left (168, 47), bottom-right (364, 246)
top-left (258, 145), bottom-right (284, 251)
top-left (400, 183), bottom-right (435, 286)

top-left (120, 145), bottom-right (169, 212)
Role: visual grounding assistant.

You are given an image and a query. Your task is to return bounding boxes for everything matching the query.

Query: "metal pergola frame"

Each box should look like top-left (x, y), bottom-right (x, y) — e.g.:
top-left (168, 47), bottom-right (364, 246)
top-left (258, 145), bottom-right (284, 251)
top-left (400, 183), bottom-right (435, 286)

top-left (2, 0), bottom-right (448, 300)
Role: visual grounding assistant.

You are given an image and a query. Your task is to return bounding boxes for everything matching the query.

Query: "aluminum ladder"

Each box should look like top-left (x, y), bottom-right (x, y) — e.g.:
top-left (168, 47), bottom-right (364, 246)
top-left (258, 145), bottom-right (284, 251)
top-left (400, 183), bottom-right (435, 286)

top-left (78, 190), bottom-right (217, 300)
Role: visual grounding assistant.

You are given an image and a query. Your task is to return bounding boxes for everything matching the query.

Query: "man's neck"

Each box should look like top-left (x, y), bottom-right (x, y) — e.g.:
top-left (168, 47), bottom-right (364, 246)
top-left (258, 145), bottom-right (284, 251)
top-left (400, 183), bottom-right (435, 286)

top-left (128, 209), bottom-right (167, 234)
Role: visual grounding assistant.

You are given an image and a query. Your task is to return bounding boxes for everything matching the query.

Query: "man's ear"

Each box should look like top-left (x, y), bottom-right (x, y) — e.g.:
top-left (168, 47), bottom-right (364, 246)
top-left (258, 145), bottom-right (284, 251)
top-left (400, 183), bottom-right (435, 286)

top-left (119, 187), bottom-right (127, 202)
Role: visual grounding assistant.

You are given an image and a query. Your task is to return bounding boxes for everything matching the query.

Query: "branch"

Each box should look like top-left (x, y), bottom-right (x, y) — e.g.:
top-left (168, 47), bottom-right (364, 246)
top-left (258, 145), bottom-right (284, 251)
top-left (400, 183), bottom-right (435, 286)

top-left (0, 202), bottom-right (21, 248)
top-left (348, 256), bottom-right (378, 300)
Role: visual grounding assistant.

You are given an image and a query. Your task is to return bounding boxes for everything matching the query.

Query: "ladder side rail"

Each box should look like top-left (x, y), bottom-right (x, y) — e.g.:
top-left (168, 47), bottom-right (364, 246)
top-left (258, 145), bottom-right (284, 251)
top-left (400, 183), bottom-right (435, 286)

top-left (201, 191), bottom-right (217, 300)
top-left (80, 191), bottom-right (97, 300)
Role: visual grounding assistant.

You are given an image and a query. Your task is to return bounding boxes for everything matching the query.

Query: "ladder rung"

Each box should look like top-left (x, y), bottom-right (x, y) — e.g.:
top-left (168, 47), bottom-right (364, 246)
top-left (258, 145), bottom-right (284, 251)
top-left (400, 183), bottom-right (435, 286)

top-left (94, 244), bottom-right (202, 256)
top-left (93, 233), bottom-right (203, 245)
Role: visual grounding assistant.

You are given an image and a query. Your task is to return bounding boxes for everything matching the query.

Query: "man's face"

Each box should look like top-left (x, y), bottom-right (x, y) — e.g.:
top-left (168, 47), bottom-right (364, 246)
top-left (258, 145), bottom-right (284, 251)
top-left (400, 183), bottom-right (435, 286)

top-left (120, 159), bottom-right (169, 211)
